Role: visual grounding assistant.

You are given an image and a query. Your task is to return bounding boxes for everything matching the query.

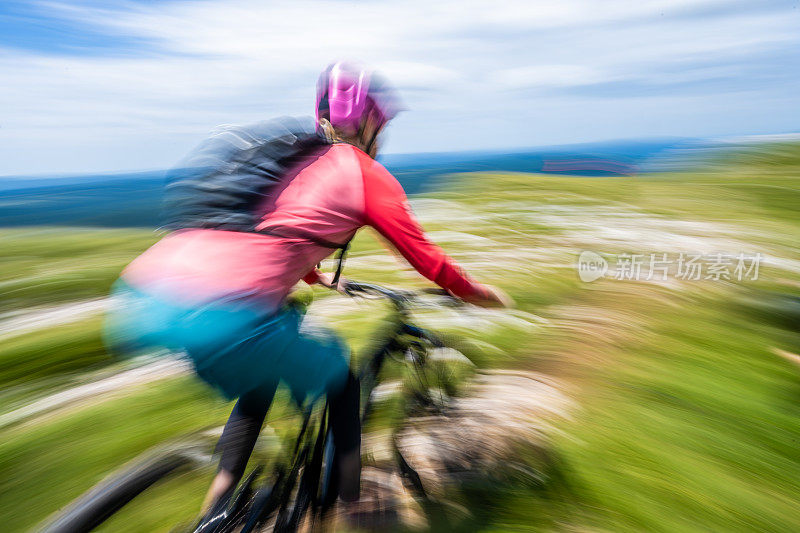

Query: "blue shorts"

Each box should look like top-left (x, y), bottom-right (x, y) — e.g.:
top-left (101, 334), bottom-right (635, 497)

top-left (104, 280), bottom-right (349, 401)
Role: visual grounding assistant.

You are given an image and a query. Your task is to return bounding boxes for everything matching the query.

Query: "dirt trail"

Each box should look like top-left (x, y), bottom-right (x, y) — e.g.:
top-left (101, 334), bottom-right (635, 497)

top-left (319, 369), bottom-right (574, 530)
top-left (0, 356), bottom-right (189, 429)
top-left (0, 298), bottom-right (108, 340)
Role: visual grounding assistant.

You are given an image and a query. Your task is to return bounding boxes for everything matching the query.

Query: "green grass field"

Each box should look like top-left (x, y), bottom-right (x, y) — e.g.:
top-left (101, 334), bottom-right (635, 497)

top-left (0, 143), bottom-right (798, 531)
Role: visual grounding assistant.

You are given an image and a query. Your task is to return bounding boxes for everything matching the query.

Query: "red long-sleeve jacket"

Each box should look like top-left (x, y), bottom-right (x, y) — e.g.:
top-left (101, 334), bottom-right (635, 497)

top-left (123, 143), bottom-right (487, 312)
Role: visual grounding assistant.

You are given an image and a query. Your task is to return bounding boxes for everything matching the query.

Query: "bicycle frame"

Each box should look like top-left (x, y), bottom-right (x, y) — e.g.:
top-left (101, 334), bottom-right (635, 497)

top-left (255, 283), bottom-right (451, 530)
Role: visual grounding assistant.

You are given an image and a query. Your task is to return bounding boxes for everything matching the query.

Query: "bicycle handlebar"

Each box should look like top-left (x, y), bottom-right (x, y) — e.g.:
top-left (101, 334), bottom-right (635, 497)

top-left (340, 280), bottom-right (458, 306)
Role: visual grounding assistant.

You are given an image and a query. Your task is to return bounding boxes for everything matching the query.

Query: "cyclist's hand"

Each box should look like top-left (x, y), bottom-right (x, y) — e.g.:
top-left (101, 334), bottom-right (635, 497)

top-left (470, 285), bottom-right (514, 308)
top-left (317, 271), bottom-right (348, 293)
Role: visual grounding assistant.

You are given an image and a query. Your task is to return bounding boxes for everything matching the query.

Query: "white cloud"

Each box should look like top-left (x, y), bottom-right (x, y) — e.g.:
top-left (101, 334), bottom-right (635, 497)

top-left (497, 65), bottom-right (607, 89)
top-left (0, 0), bottom-right (797, 174)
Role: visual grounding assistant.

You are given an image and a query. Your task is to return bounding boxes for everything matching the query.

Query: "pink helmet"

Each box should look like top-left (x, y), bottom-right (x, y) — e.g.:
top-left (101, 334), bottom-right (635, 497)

top-left (316, 62), bottom-right (403, 136)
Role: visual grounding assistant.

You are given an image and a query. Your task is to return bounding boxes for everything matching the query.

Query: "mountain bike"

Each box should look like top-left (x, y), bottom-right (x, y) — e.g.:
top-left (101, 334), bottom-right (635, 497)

top-left (40, 280), bottom-right (472, 532)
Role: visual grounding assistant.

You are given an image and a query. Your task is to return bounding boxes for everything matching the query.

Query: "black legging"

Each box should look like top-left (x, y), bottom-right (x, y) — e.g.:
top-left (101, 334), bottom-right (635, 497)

top-left (215, 371), bottom-right (361, 486)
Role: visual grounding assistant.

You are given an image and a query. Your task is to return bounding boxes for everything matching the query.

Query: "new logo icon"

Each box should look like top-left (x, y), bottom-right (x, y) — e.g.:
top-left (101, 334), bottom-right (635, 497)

top-left (577, 251), bottom-right (608, 282)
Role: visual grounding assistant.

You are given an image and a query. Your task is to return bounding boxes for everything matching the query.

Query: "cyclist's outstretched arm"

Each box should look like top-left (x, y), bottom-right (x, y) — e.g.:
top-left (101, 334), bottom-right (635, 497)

top-left (357, 151), bottom-right (509, 308)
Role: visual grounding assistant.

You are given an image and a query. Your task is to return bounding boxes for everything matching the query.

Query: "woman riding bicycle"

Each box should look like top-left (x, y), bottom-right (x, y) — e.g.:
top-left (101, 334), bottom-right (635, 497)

top-left (105, 61), bottom-right (508, 522)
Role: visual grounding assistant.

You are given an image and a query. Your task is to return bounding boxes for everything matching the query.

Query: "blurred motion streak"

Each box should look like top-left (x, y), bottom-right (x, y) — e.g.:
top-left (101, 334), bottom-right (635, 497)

top-left (542, 157), bottom-right (637, 175)
top-left (0, 0), bottom-right (798, 530)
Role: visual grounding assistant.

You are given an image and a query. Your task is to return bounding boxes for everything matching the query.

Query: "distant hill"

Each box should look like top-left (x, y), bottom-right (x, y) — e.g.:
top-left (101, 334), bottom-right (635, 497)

top-left (0, 140), bottom-right (684, 228)
top-left (0, 171), bottom-right (166, 227)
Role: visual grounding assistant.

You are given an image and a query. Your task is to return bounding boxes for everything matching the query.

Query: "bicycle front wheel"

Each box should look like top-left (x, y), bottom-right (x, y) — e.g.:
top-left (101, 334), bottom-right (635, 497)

top-left (39, 443), bottom-right (210, 533)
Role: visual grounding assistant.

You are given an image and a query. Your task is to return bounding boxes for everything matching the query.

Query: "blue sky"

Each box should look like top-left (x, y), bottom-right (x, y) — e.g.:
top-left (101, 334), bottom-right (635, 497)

top-left (0, 0), bottom-right (798, 175)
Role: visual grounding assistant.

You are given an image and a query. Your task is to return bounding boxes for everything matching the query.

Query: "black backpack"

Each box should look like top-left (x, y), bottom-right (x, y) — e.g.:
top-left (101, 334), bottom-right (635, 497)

top-left (162, 116), bottom-right (328, 232)
top-left (162, 116), bottom-right (350, 282)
